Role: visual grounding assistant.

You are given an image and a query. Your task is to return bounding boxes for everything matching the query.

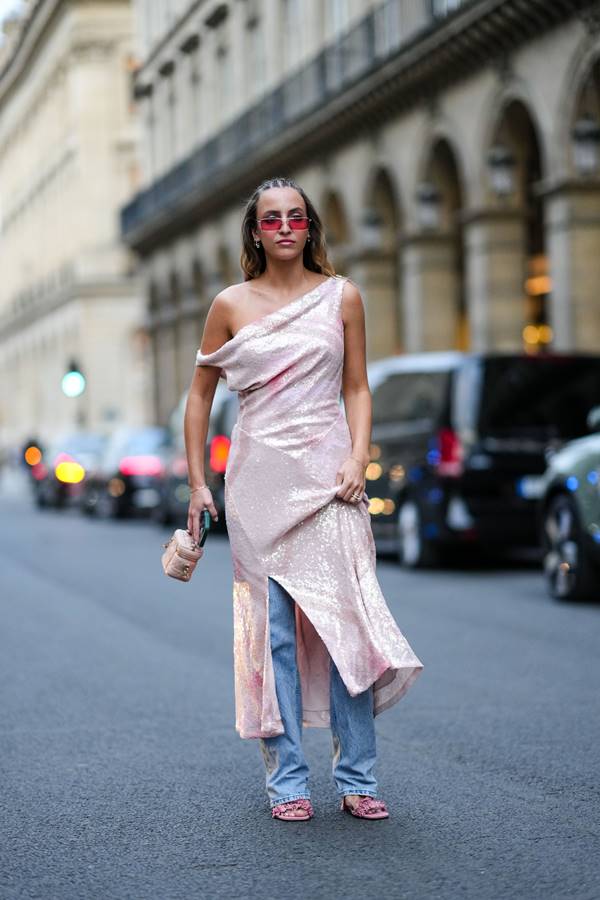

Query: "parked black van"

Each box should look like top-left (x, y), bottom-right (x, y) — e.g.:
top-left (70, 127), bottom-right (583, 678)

top-left (365, 352), bottom-right (600, 567)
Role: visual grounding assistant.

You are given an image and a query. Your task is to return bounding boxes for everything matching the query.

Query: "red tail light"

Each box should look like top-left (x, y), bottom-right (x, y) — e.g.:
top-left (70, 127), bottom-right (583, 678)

top-left (436, 428), bottom-right (464, 477)
top-left (210, 434), bottom-right (230, 474)
top-left (118, 455), bottom-right (164, 477)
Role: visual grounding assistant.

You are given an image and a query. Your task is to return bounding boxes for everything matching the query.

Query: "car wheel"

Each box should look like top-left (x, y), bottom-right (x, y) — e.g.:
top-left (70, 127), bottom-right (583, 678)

top-left (397, 498), bottom-right (440, 569)
top-left (542, 493), bottom-right (598, 602)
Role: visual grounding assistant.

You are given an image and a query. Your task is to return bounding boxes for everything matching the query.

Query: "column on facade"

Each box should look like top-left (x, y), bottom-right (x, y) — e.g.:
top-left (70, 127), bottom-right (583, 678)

top-left (345, 250), bottom-right (402, 360)
top-left (200, 18), bottom-right (215, 137)
top-left (230, 0), bottom-right (247, 117)
top-left (179, 31), bottom-right (200, 155)
top-left (202, 4), bottom-right (230, 135)
top-left (150, 74), bottom-right (163, 177)
top-left (157, 59), bottom-right (175, 172)
top-left (400, 231), bottom-right (462, 352)
top-left (187, 28), bottom-right (204, 147)
top-left (133, 82), bottom-right (155, 187)
top-left (172, 57), bottom-right (184, 164)
top-left (145, 298), bottom-right (160, 427)
top-left (153, 295), bottom-right (179, 425)
top-left (461, 208), bottom-right (528, 352)
top-left (178, 279), bottom-right (204, 388)
top-left (543, 181), bottom-right (600, 352)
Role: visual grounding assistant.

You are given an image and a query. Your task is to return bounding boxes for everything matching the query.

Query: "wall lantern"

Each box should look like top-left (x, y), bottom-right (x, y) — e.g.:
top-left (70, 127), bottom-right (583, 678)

top-left (416, 182), bottom-right (441, 230)
top-left (361, 208), bottom-right (384, 251)
top-left (571, 113), bottom-right (600, 177)
top-left (487, 143), bottom-right (516, 198)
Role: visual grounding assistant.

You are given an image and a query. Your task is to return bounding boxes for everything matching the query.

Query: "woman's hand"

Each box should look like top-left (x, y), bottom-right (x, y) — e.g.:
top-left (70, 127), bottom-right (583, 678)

top-left (187, 486), bottom-right (219, 544)
top-left (335, 456), bottom-right (366, 504)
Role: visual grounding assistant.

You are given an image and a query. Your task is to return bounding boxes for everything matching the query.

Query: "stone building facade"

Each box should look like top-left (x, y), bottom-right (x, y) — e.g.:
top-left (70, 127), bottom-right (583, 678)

top-left (122, 0), bottom-right (600, 426)
top-left (0, 0), bottom-right (147, 455)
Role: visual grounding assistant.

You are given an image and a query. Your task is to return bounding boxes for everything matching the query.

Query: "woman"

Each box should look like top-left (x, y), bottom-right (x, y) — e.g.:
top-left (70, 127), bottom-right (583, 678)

top-left (185, 176), bottom-right (424, 822)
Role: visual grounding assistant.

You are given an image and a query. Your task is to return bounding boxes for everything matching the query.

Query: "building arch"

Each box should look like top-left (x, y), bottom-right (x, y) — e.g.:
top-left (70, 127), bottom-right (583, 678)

top-left (479, 87), bottom-right (547, 204)
top-left (555, 35), bottom-right (600, 176)
top-left (548, 36), bottom-right (600, 350)
top-left (562, 42), bottom-right (600, 175)
top-left (322, 189), bottom-right (350, 250)
top-left (405, 135), bottom-right (468, 350)
top-left (415, 124), bottom-right (467, 209)
top-left (419, 135), bottom-right (465, 227)
top-left (356, 165), bottom-right (404, 357)
top-left (474, 93), bottom-right (549, 351)
top-left (363, 165), bottom-right (403, 251)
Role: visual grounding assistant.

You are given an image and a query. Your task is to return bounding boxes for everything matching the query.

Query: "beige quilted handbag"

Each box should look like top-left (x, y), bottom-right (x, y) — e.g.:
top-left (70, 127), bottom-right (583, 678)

top-left (161, 510), bottom-right (211, 582)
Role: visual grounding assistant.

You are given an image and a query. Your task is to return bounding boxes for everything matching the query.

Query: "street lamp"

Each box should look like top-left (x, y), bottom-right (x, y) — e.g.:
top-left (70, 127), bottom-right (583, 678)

top-left (571, 113), bottom-right (600, 177)
top-left (487, 143), bottom-right (516, 198)
top-left (416, 181), bottom-right (441, 230)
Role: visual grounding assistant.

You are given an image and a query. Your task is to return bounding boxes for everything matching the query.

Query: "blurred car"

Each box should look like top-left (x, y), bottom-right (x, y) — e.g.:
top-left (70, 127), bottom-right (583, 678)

top-left (365, 352), bottom-right (600, 568)
top-left (538, 406), bottom-right (600, 602)
top-left (31, 431), bottom-right (108, 509)
top-left (154, 382), bottom-right (239, 531)
top-left (80, 426), bottom-right (172, 518)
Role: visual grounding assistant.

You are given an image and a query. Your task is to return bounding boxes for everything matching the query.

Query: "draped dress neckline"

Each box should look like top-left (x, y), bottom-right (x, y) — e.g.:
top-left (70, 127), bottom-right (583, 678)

top-left (227, 274), bottom-right (335, 344)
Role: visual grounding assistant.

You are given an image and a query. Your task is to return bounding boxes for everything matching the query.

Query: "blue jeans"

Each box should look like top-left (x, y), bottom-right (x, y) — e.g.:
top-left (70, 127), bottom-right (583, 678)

top-left (259, 576), bottom-right (378, 807)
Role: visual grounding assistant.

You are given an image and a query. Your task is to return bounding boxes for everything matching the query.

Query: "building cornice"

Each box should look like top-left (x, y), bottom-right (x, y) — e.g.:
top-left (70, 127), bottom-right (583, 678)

top-left (0, 0), bottom-right (129, 108)
top-left (121, 0), bottom-right (595, 255)
top-left (0, 272), bottom-right (139, 344)
top-left (0, 0), bottom-right (61, 107)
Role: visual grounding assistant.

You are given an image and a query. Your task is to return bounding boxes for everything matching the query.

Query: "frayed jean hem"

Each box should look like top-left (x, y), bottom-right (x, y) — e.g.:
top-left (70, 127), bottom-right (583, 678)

top-left (339, 788), bottom-right (378, 798)
top-left (270, 791), bottom-right (311, 808)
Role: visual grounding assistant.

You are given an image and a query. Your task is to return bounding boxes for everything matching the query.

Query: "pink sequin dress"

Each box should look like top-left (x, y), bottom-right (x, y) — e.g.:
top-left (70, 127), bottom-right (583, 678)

top-left (195, 274), bottom-right (424, 739)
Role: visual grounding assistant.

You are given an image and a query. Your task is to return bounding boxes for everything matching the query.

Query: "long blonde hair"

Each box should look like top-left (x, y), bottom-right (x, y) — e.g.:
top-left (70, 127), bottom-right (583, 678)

top-left (240, 176), bottom-right (336, 281)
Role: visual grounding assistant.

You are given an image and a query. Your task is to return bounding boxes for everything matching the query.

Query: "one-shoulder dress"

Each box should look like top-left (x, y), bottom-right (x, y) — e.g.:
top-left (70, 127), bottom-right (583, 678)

top-left (195, 273), bottom-right (424, 739)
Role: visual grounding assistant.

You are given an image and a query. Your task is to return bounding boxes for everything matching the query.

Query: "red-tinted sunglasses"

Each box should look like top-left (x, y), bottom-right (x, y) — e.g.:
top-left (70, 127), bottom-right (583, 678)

top-left (256, 215), bottom-right (311, 231)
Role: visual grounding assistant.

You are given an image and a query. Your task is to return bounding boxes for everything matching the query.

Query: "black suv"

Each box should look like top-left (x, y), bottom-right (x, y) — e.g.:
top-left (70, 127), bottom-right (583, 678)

top-left (366, 352), bottom-right (600, 567)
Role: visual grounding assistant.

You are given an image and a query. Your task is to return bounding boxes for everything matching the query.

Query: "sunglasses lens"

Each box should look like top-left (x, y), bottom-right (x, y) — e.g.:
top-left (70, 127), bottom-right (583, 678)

top-left (258, 217), bottom-right (309, 231)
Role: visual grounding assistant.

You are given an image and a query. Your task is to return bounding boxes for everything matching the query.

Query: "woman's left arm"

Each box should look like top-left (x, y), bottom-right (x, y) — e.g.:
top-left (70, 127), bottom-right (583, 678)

top-left (335, 279), bottom-right (371, 503)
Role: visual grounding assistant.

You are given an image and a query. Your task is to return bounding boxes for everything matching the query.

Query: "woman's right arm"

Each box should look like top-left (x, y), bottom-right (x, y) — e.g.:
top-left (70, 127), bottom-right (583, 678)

top-left (184, 292), bottom-right (232, 543)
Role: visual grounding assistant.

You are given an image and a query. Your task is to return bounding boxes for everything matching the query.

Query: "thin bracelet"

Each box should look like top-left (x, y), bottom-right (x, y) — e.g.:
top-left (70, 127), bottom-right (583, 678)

top-left (350, 455), bottom-right (369, 468)
top-left (189, 485), bottom-right (207, 493)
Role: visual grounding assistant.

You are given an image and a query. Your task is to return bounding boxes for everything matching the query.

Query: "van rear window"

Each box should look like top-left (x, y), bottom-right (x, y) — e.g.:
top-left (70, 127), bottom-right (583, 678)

top-left (478, 356), bottom-right (600, 439)
top-left (371, 371), bottom-right (449, 425)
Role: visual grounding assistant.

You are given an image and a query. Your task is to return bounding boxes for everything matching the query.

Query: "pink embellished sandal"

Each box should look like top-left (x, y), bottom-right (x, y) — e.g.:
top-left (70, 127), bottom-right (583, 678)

top-left (341, 795), bottom-right (389, 820)
top-left (271, 798), bottom-right (314, 821)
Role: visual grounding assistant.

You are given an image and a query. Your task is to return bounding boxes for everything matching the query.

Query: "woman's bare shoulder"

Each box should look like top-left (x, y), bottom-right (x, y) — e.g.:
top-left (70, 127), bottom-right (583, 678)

top-left (217, 280), bottom-right (252, 299)
top-left (207, 281), bottom-right (248, 325)
top-left (340, 277), bottom-right (364, 322)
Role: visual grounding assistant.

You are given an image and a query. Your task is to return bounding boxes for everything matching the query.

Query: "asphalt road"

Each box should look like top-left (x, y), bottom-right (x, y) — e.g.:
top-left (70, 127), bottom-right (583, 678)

top-left (1, 476), bottom-right (599, 900)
